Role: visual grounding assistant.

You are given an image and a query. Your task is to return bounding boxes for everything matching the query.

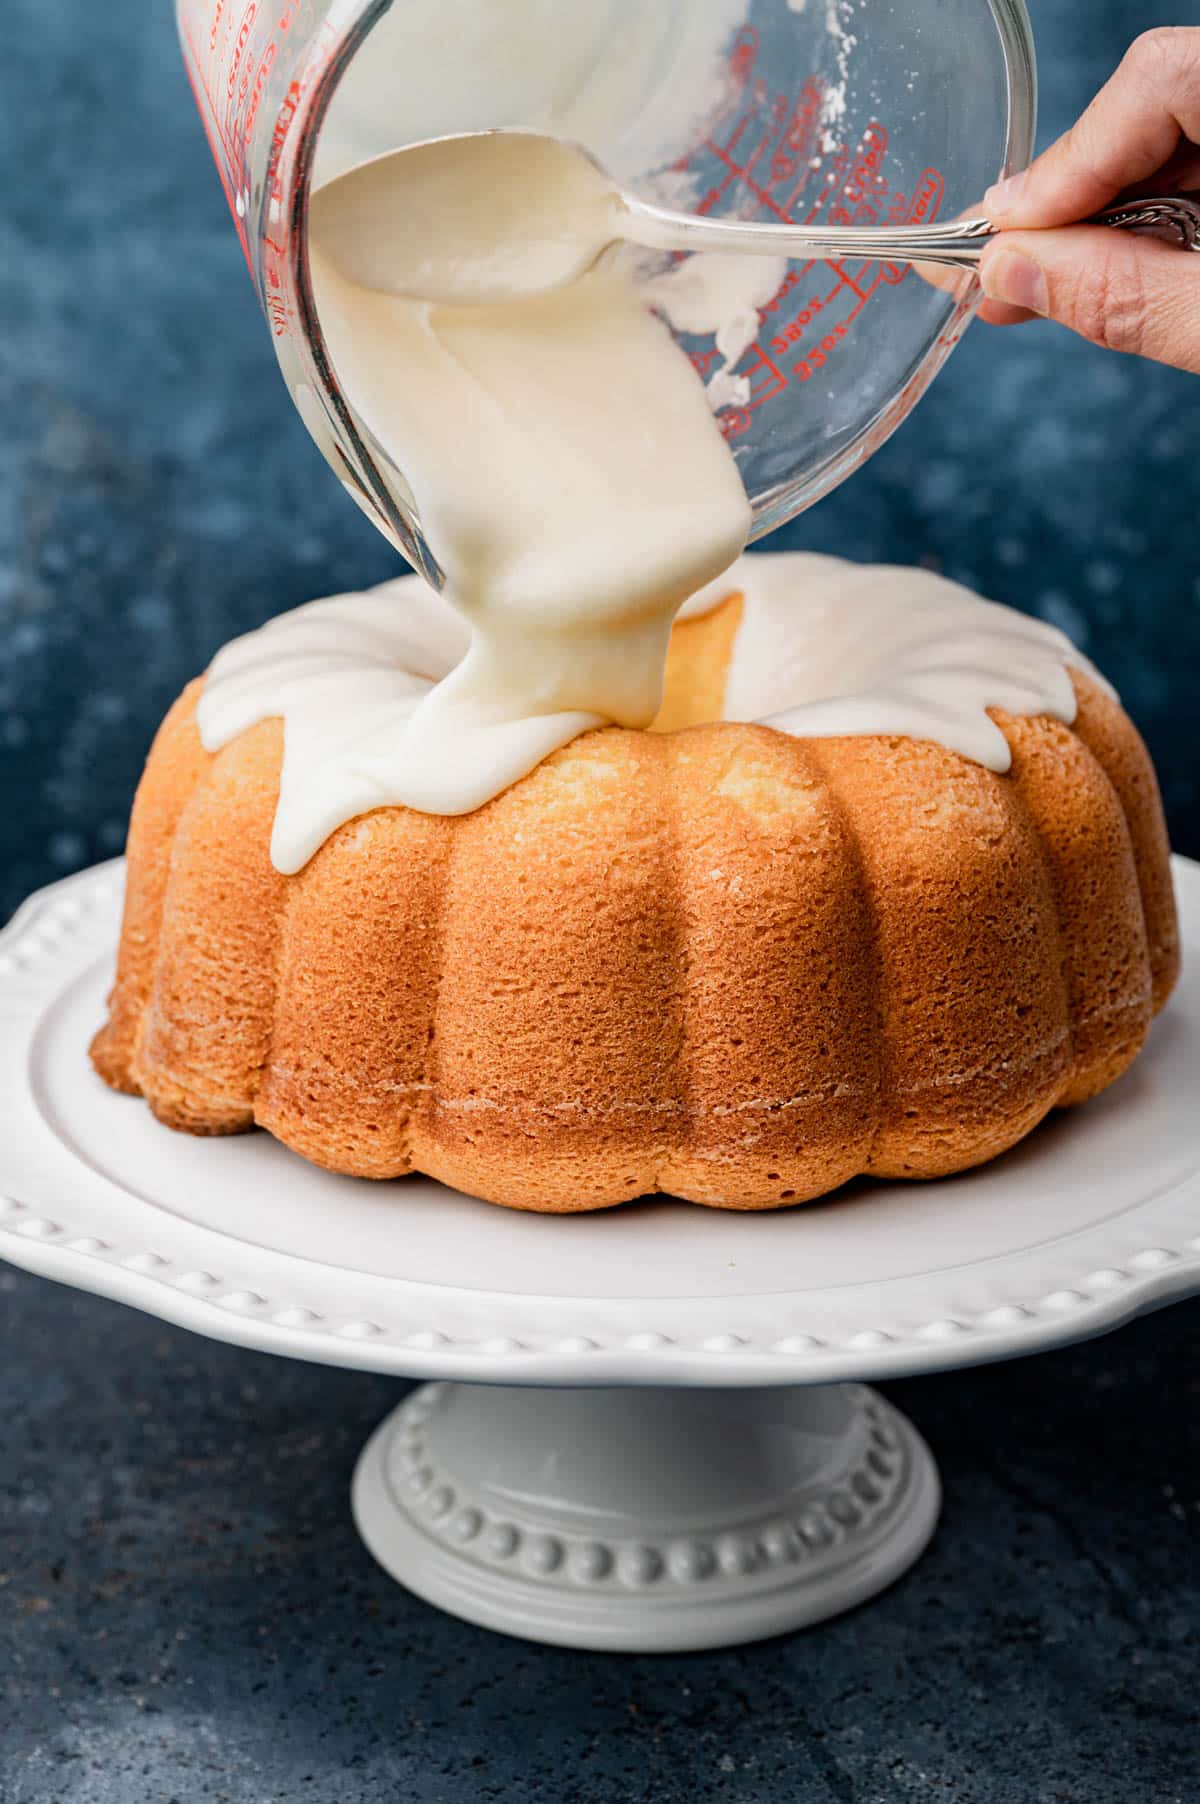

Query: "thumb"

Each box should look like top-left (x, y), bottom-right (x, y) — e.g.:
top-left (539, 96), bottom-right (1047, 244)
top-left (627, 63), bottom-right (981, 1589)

top-left (979, 226), bottom-right (1200, 373)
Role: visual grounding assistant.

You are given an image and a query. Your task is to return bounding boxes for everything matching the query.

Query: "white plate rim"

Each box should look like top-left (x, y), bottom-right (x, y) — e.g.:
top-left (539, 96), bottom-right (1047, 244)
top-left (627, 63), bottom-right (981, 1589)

top-left (1, 858), bottom-right (1197, 1387)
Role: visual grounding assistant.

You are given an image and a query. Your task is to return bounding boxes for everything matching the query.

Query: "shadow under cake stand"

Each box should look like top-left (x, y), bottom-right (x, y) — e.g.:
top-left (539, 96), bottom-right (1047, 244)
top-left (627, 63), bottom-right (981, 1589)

top-left (2, 859), bottom-right (1198, 1652)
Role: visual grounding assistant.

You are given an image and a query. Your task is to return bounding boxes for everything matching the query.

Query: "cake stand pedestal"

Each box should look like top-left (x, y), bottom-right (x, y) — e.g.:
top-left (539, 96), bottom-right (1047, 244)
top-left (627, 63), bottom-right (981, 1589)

top-left (352, 1380), bottom-right (937, 1650)
top-left (2, 859), bottom-right (1198, 1652)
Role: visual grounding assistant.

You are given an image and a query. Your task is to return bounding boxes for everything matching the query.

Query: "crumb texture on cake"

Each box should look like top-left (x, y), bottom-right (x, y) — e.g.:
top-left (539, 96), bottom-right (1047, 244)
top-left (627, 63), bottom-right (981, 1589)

top-left (91, 556), bottom-right (1180, 1212)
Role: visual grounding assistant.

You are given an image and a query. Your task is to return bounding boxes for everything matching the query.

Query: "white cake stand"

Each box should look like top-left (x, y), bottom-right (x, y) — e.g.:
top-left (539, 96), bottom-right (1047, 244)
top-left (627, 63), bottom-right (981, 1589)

top-left (3, 860), bottom-right (1198, 1652)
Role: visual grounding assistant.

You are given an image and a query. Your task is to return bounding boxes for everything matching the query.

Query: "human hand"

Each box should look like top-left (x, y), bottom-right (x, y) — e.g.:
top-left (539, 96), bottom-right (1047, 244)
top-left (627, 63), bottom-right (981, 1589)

top-left (978, 27), bottom-right (1200, 372)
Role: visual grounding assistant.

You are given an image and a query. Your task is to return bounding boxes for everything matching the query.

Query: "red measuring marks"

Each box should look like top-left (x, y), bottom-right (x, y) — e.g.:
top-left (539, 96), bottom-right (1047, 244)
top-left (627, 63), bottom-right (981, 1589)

top-left (679, 25), bottom-right (946, 440)
top-left (179, 3), bottom-right (315, 269)
top-left (181, 0), bottom-right (344, 339)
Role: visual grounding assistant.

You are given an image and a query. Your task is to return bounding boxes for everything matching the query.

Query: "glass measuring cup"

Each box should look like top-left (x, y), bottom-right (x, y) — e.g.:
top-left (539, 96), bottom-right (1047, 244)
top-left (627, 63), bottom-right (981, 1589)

top-left (177, 0), bottom-right (1035, 575)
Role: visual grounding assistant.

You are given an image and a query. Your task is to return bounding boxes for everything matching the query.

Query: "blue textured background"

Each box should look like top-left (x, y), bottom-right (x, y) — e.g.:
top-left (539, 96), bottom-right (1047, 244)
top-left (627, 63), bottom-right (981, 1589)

top-left (2, 3), bottom-right (1198, 1801)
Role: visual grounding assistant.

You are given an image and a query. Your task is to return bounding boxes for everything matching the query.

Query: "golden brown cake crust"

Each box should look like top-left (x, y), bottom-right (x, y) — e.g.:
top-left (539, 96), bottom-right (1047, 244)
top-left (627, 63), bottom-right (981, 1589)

top-left (91, 618), bottom-right (1179, 1212)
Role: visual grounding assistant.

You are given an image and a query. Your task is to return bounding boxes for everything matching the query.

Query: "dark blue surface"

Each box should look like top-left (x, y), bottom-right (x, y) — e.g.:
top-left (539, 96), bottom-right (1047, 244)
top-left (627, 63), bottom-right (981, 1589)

top-left (3, 1278), bottom-right (1198, 1803)
top-left (2, 2), bottom-right (1198, 1799)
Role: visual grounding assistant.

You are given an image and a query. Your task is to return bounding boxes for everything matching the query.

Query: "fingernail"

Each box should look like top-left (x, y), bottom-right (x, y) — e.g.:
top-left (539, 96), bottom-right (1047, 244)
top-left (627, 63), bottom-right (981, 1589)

top-left (980, 247), bottom-right (1049, 315)
top-left (984, 170), bottom-right (1028, 217)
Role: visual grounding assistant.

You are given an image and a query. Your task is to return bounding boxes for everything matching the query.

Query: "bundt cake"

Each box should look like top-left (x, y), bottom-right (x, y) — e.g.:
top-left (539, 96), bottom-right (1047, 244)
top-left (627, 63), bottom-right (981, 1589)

top-left (91, 552), bottom-right (1179, 1212)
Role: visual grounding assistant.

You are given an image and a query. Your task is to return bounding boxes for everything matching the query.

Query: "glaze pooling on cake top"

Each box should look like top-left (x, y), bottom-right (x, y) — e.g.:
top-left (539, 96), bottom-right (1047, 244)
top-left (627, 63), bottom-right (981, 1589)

top-left (196, 551), bottom-right (1111, 875)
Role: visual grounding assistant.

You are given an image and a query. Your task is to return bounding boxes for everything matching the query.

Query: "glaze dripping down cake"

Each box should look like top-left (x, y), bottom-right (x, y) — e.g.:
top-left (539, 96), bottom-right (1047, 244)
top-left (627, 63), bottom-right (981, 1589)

top-left (91, 553), bottom-right (1179, 1212)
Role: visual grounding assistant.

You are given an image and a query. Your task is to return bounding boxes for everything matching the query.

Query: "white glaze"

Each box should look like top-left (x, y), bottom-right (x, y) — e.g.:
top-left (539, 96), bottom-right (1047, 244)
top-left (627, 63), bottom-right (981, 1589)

top-left (305, 90), bottom-right (766, 835)
top-left (308, 134), bottom-right (627, 307)
top-left (718, 552), bottom-right (1111, 770)
top-left (197, 553), bottom-right (1110, 873)
top-left (644, 253), bottom-right (790, 411)
top-left (307, 242), bottom-right (751, 754)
